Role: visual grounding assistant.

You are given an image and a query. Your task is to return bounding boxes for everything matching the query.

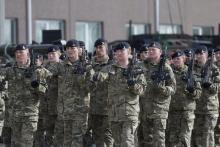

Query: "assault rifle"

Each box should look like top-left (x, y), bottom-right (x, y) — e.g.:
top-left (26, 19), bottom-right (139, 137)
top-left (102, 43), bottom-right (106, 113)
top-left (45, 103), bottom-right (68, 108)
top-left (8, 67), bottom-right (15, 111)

top-left (201, 48), bottom-right (215, 88)
top-left (123, 48), bottom-right (143, 85)
top-left (151, 46), bottom-right (170, 84)
top-left (184, 50), bottom-right (196, 93)
top-left (24, 49), bottom-right (39, 88)
top-left (75, 49), bottom-right (91, 74)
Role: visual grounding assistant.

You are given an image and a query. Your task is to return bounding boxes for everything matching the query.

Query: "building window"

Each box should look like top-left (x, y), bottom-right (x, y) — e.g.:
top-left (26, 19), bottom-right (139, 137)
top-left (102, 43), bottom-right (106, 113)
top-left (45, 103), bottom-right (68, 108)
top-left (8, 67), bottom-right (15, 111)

top-left (126, 24), bottom-right (151, 36)
top-left (193, 26), bottom-right (214, 35)
top-left (75, 21), bottom-right (102, 53)
top-left (5, 18), bottom-right (17, 44)
top-left (35, 20), bottom-right (64, 43)
top-left (159, 24), bottom-right (182, 34)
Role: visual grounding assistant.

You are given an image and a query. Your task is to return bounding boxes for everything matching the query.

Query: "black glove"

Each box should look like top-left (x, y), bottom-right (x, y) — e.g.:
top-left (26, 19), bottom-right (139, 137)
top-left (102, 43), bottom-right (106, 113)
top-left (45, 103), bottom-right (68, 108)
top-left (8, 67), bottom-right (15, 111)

top-left (127, 79), bottom-right (136, 86)
top-left (31, 80), bottom-right (39, 88)
top-left (186, 86), bottom-right (195, 93)
top-left (201, 81), bottom-right (212, 88)
top-left (74, 65), bottom-right (86, 75)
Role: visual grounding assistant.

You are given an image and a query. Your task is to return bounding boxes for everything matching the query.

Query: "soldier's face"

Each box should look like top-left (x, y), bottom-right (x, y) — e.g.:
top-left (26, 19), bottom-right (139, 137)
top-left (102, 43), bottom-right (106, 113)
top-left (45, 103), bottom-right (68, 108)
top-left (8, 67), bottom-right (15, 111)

top-left (96, 45), bottom-right (107, 58)
top-left (15, 49), bottom-right (29, 64)
top-left (48, 51), bottom-right (60, 63)
top-left (148, 47), bottom-right (162, 61)
top-left (140, 51), bottom-right (148, 61)
top-left (115, 48), bottom-right (130, 62)
top-left (35, 58), bottom-right (43, 67)
top-left (172, 56), bottom-right (185, 68)
top-left (215, 51), bottom-right (220, 61)
top-left (66, 47), bottom-right (79, 59)
top-left (78, 47), bottom-right (83, 56)
top-left (195, 52), bottom-right (208, 64)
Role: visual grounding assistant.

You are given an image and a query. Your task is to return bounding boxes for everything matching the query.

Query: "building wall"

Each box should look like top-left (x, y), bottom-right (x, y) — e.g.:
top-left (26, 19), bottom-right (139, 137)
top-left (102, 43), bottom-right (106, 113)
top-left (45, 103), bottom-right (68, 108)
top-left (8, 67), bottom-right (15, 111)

top-left (5, 0), bottom-right (220, 44)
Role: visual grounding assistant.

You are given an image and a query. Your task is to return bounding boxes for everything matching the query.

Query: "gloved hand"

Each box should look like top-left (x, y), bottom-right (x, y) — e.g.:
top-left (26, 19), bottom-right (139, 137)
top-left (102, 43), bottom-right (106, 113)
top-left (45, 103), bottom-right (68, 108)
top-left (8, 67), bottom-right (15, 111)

top-left (201, 81), bottom-right (212, 89)
top-left (152, 83), bottom-right (169, 96)
top-left (208, 83), bottom-right (218, 94)
top-left (127, 79), bottom-right (136, 86)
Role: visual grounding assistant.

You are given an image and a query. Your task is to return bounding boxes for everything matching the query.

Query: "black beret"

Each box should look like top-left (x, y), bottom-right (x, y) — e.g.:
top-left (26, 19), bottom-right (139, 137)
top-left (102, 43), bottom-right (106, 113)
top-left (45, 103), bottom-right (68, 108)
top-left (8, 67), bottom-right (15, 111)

top-left (195, 45), bottom-right (208, 54)
top-left (15, 44), bottom-right (28, 51)
top-left (94, 39), bottom-right (107, 47)
top-left (140, 44), bottom-right (148, 53)
top-left (214, 47), bottom-right (220, 53)
top-left (35, 53), bottom-right (43, 59)
top-left (171, 50), bottom-right (185, 59)
top-left (66, 39), bottom-right (79, 48)
top-left (184, 49), bottom-right (193, 57)
top-left (147, 41), bottom-right (162, 49)
top-left (48, 45), bottom-right (60, 53)
top-left (114, 42), bottom-right (130, 51)
top-left (78, 41), bottom-right (85, 48)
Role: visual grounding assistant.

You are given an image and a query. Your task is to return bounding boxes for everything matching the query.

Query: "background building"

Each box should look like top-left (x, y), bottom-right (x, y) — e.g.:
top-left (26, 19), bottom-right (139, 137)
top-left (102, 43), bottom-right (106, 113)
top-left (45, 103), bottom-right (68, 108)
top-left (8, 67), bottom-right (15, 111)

top-left (2, 0), bottom-right (220, 52)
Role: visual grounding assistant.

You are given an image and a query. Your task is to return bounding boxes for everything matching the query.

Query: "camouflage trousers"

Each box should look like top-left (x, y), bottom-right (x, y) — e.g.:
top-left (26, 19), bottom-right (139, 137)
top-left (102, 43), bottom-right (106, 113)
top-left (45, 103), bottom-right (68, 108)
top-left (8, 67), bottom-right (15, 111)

top-left (54, 116), bottom-right (88, 147)
top-left (140, 117), bottom-right (167, 147)
top-left (2, 126), bottom-right (11, 147)
top-left (11, 119), bottom-right (38, 147)
top-left (89, 114), bottom-right (114, 147)
top-left (166, 111), bottom-right (195, 147)
top-left (54, 117), bottom-right (64, 147)
top-left (215, 111), bottom-right (220, 146)
top-left (192, 113), bottom-right (218, 147)
top-left (34, 114), bottom-right (57, 147)
top-left (111, 120), bottom-right (138, 147)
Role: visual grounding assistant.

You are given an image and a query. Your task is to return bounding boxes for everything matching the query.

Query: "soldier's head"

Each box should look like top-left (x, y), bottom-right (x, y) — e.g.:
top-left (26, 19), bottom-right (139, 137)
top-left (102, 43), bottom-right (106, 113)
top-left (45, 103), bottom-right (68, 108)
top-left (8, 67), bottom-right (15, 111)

top-left (94, 39), bottom-right (108, 58)
top-left (215, 47), bottom-right (220, 62)
top-left (139, 44), bottom-right (148, 61)
top-left (47, 45), bottom-right (61, 63)
top-left (147, 41), bottom-right (162, 63)
top-left (35, 53), bottom-right (44, 67)
top-left (65, 39), bottom-right (80, 60)
top-left (171, 50), bottom-right (185, 68)
top-left (78, 41), bottom-right (85, 56)
top-left (195, 45), bottom-right (208, 65)
top-left (114, 42), bottom-right (131, 64)
top-left (15, 44), bottom-right (30, 65)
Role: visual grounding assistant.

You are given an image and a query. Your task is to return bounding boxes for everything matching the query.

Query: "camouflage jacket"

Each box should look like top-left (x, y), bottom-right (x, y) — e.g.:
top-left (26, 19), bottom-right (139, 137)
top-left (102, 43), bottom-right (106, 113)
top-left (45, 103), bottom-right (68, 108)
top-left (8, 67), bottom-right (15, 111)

top-left (48, 58), bottom-right (94, 120)
top-left (140, 61), bottom-right (176, 119)
top-left (0, 62), bottom-right (50, 121)
top-left (98, 62), bottom-right (147, 122)
top-left (170, 65), bottom-right (201, 112)
top-left (90, 56), bottom-right (110, 115)
top-left (194, 62), bottom-right (220, 114)
top-left (45, 61), bottom-right (60, 115)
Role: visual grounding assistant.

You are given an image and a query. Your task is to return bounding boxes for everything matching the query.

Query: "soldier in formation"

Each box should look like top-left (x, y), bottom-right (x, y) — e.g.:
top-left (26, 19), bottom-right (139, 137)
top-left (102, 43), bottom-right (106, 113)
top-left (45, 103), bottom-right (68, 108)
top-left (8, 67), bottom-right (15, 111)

top-left (139, 42), bottom-right (176, 147)
top-left (0, 44), bottom-right (50, 147)
top-left (166, 50), bottom-right (201, 147)
top-left (89, 39), bottom-right (114, 147)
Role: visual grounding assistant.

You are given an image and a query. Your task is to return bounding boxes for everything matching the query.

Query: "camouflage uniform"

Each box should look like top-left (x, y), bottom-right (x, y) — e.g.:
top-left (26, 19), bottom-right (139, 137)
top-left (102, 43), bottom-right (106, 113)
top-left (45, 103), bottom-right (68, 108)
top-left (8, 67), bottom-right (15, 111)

top-left (45, 61), bottom-right (60, 146)
top-left (48, 59), bottom-right (93, 147)
top-left (139, 61), bottom-right (176, 147)
top-left (192, 62), bottom-right (220, 147)
top-left (1, 79), bottom-right (11, 147)
top-left (34, 65), bottom-right (53, 147)
top-left (0, 62), bottom-right (50, 147)
top-left (98, 62), bottom-right (146, 147)
top-left (89, 56), bottom-right (114, 147)
top-left (166, 65), bottom-right (202, 147)
top-left (0, 75), bottom-right (6, 135)
top-left (215, 61), bottom-right (220, 146)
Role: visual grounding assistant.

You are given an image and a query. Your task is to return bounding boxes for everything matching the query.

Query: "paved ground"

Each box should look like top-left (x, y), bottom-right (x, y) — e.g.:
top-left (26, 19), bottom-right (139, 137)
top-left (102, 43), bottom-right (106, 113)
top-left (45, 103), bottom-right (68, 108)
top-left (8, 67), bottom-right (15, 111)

top-left (0, 144), bottom-right (4, 147)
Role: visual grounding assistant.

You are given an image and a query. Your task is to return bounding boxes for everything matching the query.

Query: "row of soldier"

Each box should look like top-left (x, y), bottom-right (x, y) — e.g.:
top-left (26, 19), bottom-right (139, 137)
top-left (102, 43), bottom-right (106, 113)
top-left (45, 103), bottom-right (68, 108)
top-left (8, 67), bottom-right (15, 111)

top-left (0, 38), bottom-right (219, 147)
